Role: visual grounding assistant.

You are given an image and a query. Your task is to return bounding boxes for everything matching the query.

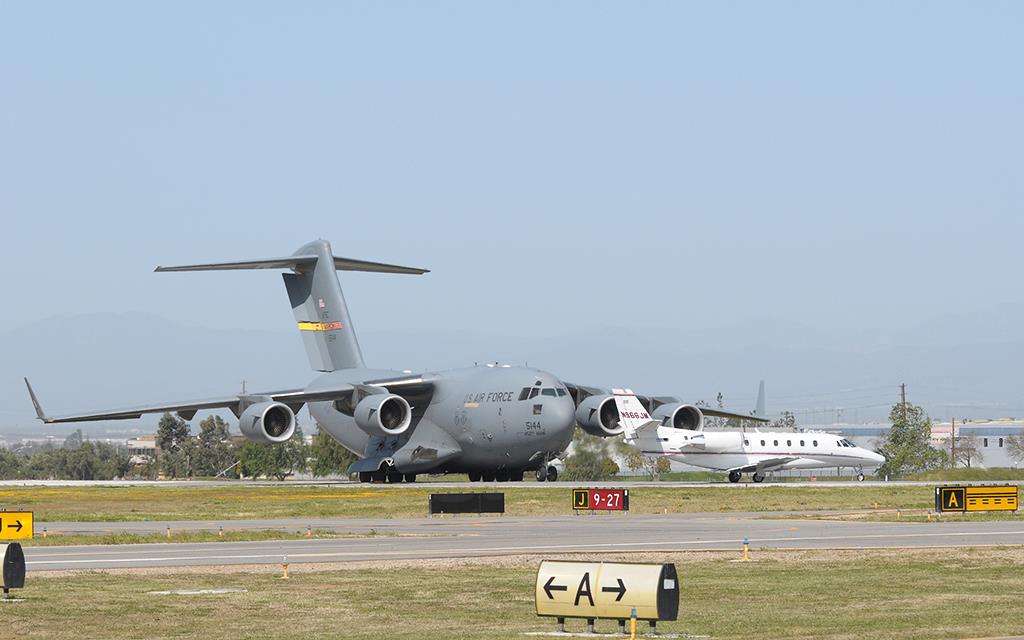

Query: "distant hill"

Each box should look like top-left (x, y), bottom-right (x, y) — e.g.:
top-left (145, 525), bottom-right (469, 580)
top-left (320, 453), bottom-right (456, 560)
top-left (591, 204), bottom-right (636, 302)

top-left (2, 310), bottom-right (1022, 440)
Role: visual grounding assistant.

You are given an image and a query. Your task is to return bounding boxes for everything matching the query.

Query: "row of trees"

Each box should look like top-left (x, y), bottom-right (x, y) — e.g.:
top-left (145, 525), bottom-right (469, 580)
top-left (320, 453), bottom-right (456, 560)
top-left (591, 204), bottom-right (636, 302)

top-left (0, 414), bottom-right (358, 481)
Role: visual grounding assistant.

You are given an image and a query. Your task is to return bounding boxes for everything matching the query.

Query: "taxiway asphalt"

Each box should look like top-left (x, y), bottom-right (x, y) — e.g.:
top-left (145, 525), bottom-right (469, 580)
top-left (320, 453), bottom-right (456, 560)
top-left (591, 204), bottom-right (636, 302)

top-left (24, 513), bottom-right (1024, 571)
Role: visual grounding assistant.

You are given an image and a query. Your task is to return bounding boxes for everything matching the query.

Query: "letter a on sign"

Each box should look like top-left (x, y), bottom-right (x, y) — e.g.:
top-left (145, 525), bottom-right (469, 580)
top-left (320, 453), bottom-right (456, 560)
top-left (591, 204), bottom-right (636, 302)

top-left (942, 487), bottom-right (966, 512)
top-left (575, 572), bottom-right (594, 607)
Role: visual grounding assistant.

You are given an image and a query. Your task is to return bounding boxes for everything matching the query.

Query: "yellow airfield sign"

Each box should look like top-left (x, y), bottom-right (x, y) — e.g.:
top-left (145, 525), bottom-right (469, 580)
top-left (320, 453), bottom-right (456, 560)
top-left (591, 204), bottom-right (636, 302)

top-left (535, 560), bottom-right (678, 622)
top-left (935, 486), bottom-right (1017, 513)
top-left (0, 511), bottom-right (33, 540)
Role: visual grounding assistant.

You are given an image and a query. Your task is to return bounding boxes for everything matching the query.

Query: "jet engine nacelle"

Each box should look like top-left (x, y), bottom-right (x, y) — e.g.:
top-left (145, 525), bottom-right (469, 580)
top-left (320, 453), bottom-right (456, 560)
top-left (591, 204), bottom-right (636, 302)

top-left (239, 401), bottom-right (296, 444)
top-left (652, 403), bottom-right (704, 431)
top-left (575, 394), bottom-right (625, 437)
top-left (354, 393), bottom-right (412, 438)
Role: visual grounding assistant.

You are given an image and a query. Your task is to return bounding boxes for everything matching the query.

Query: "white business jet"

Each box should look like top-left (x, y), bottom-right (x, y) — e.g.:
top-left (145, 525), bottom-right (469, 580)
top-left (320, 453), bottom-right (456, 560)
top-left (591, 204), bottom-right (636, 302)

top-left (613, 389), bottom-right (885, 482)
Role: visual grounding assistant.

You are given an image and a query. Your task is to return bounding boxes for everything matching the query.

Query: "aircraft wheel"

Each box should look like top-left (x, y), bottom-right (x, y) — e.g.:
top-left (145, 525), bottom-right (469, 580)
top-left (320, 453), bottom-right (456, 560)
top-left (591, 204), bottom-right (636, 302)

top-left (371, 470), bottom-right (387, 483)
top-left (359, 471), bottom-right (372, 483)
top-left (468, 471), bottom-right (482, 482)
top-left (386, 471), bottom-right (402, 483)
top-left (510, 470), bottom-right (524, 482)
top-left (535, 468), bottom-right (546, 482)
top-left (482, 472), bottom-right (496, 482)
top-left (857, 473), bottom-right (865, 482)
top-left (495, 469), bottom-right (510, 482)
top-left (728, 471), bottom-right (741, 483)
top-left (404, 473), bottom-right (417, 483)
top-left (546, 466), bottom-right (558, 482)
top-left (752, 473), bottom-right (766, 483)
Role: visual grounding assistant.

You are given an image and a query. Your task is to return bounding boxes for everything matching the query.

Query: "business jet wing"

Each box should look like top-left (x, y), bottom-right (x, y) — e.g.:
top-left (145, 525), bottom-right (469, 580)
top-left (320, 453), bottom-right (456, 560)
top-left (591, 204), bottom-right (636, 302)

top-left (727, 457), bottom-right (798, 475)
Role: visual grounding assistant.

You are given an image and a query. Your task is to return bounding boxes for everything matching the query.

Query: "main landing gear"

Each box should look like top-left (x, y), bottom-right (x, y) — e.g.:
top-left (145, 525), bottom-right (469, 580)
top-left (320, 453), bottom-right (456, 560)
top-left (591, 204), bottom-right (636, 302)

top-left (535, 465), bottom-right (558, 482)
top-left (728, 470), bottom-right (742, 483)
top-left (751, 472), bottom-right (766, 483)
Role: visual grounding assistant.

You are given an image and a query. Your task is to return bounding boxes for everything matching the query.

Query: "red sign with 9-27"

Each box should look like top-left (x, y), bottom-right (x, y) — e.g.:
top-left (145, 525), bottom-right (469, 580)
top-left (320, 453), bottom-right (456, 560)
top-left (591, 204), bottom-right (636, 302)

top-left (572, 488), bottom-right (630, 511)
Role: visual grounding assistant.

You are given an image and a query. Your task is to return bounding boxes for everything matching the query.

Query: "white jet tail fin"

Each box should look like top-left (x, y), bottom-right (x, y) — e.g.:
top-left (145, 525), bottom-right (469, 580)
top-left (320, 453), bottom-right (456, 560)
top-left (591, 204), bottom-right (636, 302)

top-left (612, 388), bottom-right (664, 450)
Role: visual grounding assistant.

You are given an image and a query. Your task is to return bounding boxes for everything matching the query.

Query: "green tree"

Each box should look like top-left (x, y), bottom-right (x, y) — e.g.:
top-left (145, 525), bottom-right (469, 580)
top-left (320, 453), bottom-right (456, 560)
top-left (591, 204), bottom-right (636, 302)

top-left (238, 427), bottom-right (308, 481)
top-left (156, 412), bottom-right (191, 478)
top-left (563, 431), bottom-right (619, 481)
top-left (0, 448), bottom-right (24, 479)
top-left (191, 415), bottom-right (237, 477)
top-left (877, 402), bottom-right (946, 478)
top-left (309, 427), bottom-right (357, 477)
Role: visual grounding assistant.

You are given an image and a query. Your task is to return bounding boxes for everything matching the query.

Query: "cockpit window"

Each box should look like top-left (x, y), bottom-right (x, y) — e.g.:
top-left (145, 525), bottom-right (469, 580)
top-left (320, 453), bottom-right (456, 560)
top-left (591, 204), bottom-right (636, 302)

top-left (541, 388), bottom-right (556, 397)
top-left (528, 387), bottom-right (539, 399)
top-left (556, 388), bottom-right (567, 397)
top-left (518, 388), bottom-right (531, 401)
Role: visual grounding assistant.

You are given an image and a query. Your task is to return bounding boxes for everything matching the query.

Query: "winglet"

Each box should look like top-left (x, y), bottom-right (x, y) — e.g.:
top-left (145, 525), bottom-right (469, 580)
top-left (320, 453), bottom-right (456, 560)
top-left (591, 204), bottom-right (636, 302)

top-left (24, 378), bottom-right (50, 423)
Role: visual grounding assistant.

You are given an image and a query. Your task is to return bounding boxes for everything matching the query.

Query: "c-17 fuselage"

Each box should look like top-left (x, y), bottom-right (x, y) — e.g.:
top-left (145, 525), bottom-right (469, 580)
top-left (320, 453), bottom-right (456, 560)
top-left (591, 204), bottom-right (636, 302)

top-left (305, 364), bottom-right (576, 481)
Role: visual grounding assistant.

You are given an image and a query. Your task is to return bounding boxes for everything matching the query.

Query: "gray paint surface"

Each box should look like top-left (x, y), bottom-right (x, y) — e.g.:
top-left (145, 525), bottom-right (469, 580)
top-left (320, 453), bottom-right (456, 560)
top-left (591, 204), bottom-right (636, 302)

top-left (24, 514), bottom-right (1024, 571)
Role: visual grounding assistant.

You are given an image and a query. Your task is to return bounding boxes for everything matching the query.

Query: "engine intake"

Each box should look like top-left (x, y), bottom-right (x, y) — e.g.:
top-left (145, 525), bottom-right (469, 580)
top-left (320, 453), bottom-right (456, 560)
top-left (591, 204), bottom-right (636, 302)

top-left (239, 402), bottom-right (296, 444)
top-left (354, 393), bottom-right (412, 437)
top-left (575, 394), bottom-right (624, 437)
top-left (652, 403), bottom-right (704, 431)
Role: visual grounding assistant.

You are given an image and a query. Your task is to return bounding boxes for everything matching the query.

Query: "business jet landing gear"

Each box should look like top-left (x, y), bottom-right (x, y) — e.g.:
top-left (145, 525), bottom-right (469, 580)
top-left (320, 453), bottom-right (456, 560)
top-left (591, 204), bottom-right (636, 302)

top-left (728, 471), bottom-right (742, 483)
top-left (856, 467), bottom-right (866, 482)
top-left (752, 472), bottom-right (766, 483)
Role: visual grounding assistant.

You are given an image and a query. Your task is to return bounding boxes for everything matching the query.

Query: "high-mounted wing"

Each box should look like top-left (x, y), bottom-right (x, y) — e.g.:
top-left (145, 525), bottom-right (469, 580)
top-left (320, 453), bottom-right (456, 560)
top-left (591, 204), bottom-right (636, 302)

top-left (24, 378), bottom-right (358, 424)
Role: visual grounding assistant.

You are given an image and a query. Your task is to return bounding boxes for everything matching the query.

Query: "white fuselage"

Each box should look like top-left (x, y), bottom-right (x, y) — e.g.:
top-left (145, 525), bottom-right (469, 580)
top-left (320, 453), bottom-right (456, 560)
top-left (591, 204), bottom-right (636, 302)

top-left (644, 429), bottom-right (885, 473)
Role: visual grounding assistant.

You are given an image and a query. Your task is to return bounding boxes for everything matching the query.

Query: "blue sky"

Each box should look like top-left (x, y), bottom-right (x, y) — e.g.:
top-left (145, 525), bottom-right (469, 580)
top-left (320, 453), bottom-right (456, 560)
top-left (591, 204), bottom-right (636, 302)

top-left (2, 2), bottom-right (1022, 345)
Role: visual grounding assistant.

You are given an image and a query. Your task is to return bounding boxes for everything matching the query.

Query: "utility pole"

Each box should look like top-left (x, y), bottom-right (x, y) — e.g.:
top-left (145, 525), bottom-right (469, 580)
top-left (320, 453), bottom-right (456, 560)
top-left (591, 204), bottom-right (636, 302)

top-left (951, 417), bottom-right (956, 468)
top-left (900, 383), bottom-right (907, 423)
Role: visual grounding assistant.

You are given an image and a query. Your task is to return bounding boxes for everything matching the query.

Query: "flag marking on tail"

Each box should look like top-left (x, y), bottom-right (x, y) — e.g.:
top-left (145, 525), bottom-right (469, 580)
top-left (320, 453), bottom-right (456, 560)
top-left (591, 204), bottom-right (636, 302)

top-left (297, 321), bottom-right (344, 332)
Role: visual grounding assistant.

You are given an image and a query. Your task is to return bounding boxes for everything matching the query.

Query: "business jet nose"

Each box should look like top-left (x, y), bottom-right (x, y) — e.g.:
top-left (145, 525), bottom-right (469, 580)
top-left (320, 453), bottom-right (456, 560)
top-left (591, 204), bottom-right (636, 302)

top-left (869, 449), bottom-right (886, 465)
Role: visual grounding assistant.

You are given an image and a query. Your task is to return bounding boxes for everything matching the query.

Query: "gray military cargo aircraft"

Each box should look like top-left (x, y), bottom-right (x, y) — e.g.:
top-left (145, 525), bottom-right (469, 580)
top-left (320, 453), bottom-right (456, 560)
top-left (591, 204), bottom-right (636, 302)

top-left (24, 239), bottom-right (762, 482)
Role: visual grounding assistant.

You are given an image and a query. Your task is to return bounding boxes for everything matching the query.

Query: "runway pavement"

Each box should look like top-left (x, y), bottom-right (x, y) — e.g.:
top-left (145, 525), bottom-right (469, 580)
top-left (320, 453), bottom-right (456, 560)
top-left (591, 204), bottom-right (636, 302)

top-left (24, 513), bottom-right (1024, 571)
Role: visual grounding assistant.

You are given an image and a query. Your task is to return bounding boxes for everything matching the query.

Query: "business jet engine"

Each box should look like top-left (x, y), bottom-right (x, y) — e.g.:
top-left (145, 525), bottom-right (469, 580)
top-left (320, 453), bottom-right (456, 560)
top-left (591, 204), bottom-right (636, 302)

top-left (354, 393), bottom-right (413, 438)
top-left (575, 394), bottom-right (626, 437)
top-left (652, 403), bottom-right (704, 431)
top-left (239, 401), bottom-right (296, 443)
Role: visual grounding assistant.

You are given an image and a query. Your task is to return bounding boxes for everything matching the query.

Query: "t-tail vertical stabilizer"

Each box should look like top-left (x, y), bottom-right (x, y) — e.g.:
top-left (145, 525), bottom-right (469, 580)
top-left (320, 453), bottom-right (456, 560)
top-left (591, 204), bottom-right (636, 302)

top-left (155, 239), bottom-right (429, 372)
top-left (612, 388), bottom-right (665, 452)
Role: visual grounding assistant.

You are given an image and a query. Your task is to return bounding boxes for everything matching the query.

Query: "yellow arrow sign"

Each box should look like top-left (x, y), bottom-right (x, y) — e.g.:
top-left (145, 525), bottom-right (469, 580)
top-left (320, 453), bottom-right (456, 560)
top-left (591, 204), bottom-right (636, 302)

top-left (0, 511), bottom-right (33, 540)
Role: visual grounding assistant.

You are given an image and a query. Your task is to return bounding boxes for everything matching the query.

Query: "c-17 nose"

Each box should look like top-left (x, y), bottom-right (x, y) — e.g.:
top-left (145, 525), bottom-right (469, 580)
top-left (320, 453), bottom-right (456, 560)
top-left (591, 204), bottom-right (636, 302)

top-left (544, 395), bottom-right (577, 431)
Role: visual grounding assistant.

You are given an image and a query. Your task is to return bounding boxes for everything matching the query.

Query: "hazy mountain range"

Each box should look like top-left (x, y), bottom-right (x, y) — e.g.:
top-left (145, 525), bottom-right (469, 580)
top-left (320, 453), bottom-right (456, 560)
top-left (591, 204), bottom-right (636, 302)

top-left (2, 307), bottom-right (1022, 441)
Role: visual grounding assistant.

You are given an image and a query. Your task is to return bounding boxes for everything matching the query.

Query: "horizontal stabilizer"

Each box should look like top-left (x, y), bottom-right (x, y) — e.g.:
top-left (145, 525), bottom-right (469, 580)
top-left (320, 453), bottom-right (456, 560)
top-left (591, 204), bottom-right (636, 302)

top-left (155, 254), bottom-right (428, 275)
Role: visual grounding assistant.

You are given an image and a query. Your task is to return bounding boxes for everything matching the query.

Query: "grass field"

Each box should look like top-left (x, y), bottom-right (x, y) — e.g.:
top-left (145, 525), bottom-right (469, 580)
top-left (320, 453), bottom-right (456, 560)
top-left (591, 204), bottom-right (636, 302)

top-left (2, 548), bottom-right (1022, 640)
top-left (0, 484), bottom-right (946, 522)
